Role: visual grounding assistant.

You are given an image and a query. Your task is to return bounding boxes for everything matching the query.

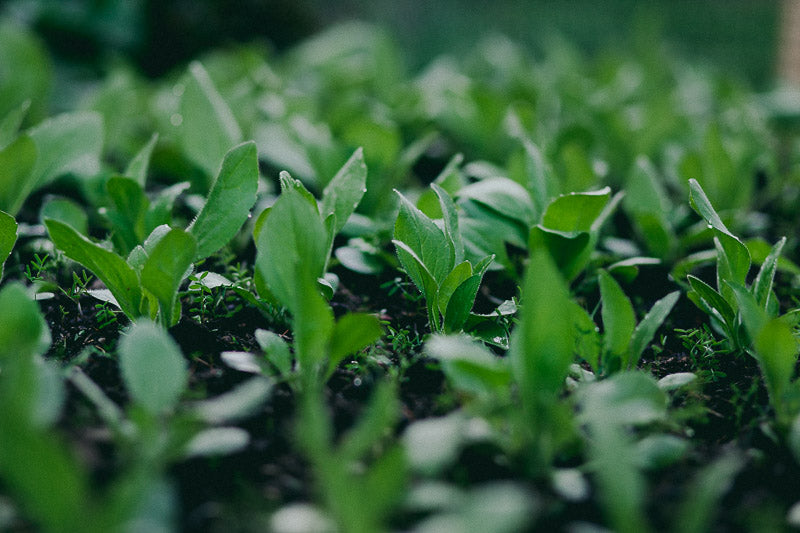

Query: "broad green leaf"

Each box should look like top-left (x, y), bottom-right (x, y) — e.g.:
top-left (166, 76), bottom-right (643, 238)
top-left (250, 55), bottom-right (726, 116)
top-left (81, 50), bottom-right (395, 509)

top-left (629, 291), bottom-right (680, 367)
top-left (443, 275), bottom-right (483, 333)
top-left (458, 177), bottom-right (536, 227)
top-left (521, 137), bottom-right (555, 219)
top-left (529, 226), bottom-right (591, 281)
top-left (599, 271), bottom-right (637, 368)
top-left (687, 275), bottom-right (735, 329)
top-left (542, 187), bottom-right (611, 232)
top-left (124, 133), bottom-right (159, 187)
top-left (328, 313), bottom-right (383, 373)
top-left (118, 321), bottom-right (187, 414)
top-left (106, 176), bottom-right (149, 254)
top-left (0, 209), bottom-right (17, 281)
top-left (140, 228), bottom-right (197, 326)
top-left (178, 61), bottom-right (243, 178)
top-left (0, 23), bottom-right (51, 123)
top-left (0, 134), bottom-right (37, 215)
top-left (28, 111), bottom-right (103, 189)
top-left (394, 190), bottom-right (454, 284)
top-left (625, 157), bottom-right (674, 257)
top-left (320, 147), bottom-right (367, 236)
top-left (39, 197), bottom-right (88, 236)
top-left (752, 237), bottom-right (785, 310)
top-left (188, 141), bottom-right (259, 260)
top-left (45, 219), bottom-right (142, 319)
top-left (145, 181), bottom-right (190, 234)
top-left (437, 261), bottom-right (473, 316)
top-left (432, 182), bottom-right (464, 263)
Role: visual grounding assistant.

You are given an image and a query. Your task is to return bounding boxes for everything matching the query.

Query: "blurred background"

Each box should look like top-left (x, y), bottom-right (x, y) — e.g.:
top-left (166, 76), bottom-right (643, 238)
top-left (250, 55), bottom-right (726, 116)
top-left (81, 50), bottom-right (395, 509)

top-left (0, 0), bottom-right (784, 87)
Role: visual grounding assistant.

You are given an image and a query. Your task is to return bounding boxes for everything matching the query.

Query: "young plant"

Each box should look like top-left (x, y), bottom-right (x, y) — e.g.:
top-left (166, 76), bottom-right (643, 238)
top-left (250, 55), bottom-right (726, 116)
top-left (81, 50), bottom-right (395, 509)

top-left (424, 250), bottom-right (577, 474)
top-left (393, 183), bottom-right (494, 333)
top-left (594, 270), bottom-right (680, 373)
top-left (254, 149), bottom-right (381, 385)
top-left (685, 178), bottom-right (786, 350)
top-left (529, 186), bottom-right (622, 281)
top-left (45, 141), bottom-right (258, 326)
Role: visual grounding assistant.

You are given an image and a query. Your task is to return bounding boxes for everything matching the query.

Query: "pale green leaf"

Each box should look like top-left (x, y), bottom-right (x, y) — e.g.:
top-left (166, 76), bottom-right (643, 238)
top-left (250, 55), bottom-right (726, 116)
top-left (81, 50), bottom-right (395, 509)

top-left (124, 133), bottom-right (159, 187)
top-left (0, 134), bottom-right (36, 215)
top-left (328, 313), bottom-right (383, 373)
top-left (394, 190), bottom-right (453, 284)
top-left (28, 111), bottom-right (103, 189)
top-left (542, 187), bottom-right (611, 232)
top-left (0, 209), bottom-right (18, 281)
top-left (320, 147), bottom-right (367, 236)
top-left (599, 271), bottom-right (637, 367)
top-left (629, 291), bottom-right (680, 367)
top-left (118, 321), bottom-right (187, 414)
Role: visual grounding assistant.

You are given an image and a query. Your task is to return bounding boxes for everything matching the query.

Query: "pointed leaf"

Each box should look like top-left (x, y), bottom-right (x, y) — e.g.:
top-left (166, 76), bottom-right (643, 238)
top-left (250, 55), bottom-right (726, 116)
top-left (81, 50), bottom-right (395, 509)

top-left (28, 111), bottom-right (103, 189)
top-left (125, 133), bottom-right (158, 187)
top-left (542, 187), bottom-right (611, 232)
top-left (320, 147), bottom-right (367, 236)
top-left (752, 237), bottom-right (786, 310)
top-left (394, 190), bottom-right (453, 284)
top-left (188, 141), bottom-right (259, 260)
top-left (140, 228), bottom-right (197, 326)
top-left (328, 313), bottom-right (383, 373)
top-left (629, 291), bottom-right (680, 366)
top-left (599, 270), bottom-right (637, 367)
top-left (45, 219), bottom-right (142, 319)
top-left (687, 275), bottom-right (735, 329)
top-left (432, 182), bottom-right (464, 262)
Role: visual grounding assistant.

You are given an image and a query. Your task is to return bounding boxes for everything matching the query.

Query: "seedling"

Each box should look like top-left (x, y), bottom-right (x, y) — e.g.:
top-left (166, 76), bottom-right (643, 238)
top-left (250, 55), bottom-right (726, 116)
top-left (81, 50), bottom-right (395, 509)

top-left (45, 141), bottom-right (259, 327)
top-left (393, 184), bottom-right (494, 333)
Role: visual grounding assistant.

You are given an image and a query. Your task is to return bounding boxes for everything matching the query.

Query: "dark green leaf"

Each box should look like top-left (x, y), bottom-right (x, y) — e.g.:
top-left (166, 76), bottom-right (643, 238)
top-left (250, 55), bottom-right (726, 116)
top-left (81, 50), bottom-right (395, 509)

top-left (599, 270), bottom-right (637, 368)
top-left (0, 209), bottom-right (17, 281)
top-left (0, 134), bottom-right (37, 215)
top-left (140, 228), bottom-right (197, 326)
top-left (320, 147), bottom-right (367, 236)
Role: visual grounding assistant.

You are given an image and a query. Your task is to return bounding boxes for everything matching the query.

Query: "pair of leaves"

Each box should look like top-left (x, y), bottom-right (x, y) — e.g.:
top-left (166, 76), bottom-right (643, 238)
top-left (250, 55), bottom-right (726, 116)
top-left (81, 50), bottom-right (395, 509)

top-left (394, 184), bottom-right (493, 332)
top-left (598, 270), bottom-right (680, 372)
top-left (529, 187), bottom-right (621, 280)
top-left (46, 142), bottom-right (258, 326)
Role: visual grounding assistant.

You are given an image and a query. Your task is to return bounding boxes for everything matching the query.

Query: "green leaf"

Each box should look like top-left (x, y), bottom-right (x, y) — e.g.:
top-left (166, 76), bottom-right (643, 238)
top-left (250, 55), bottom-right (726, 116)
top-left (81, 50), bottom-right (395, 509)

top-left (394, 190), bottom-right (454, 284)
top-left (0, 100), bottom-right (30, 149)
top-left (443, 275), bottom-right (483, 333)
top-left (570, 300), bottom-right (600, 371)
top-left (328, 313), bottom-right (383, 374)
top-left (0, 282), bottom-right (48, 361)
top-left (188, 141), bottom-right (259, 261)
top-left (458, 177), bottom-right (536, 227)
top-left (432, 182), bottom-right (464, 263)
top-left (629, 291), bottom-right (680, 367)
top-left (625, 157), bottom-right (674, 257)
top-left (752, 237), bottom-right (786, 310)
top-left (256, 182), bottom-right (332, 372)
top-left (28, 111), bottom-right (104, 189)
top-left (39, 197), bottom-right (88, 236)
top-left (45, 219), bottom-right (142, 320)
top-left (599, 271), bottom-right (637, 368)
top-left (754, 319), bottom-right (799, 421)
top-left (106, 176), bottom-right (149, 254)
top-left (118, 321), bottom-right (187, 415)
top-left (687, 275), bottom-right (735, 329)
top-left (393, 239), bottom-right (440, 330)
top-left (425, 334), bottom-right (511, 396)
top-left (125, 133), bottom-right (159, 187)
top-left (510, 249), bottom-right (574, 441)
top-left (675, 451), bottom-right (744, 533)
top-left (320, 147), bottom-right (367, 236)
top-left (255, 329), bottom-right (293, 377)
top-left (178, 61), bottom-right (243, 178)
top-left (542, 187), bottom-right (611, 232)
top-left (529, 226), bottom-right (592, 281)
top-left (0, 134), bottom-right (37, 215)
top-left (140, 228), bottom-right (197, 327)
top-left (437, 261), bottom-right (473, 316)
top-left (0, 209), bottom-right (18, 281)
